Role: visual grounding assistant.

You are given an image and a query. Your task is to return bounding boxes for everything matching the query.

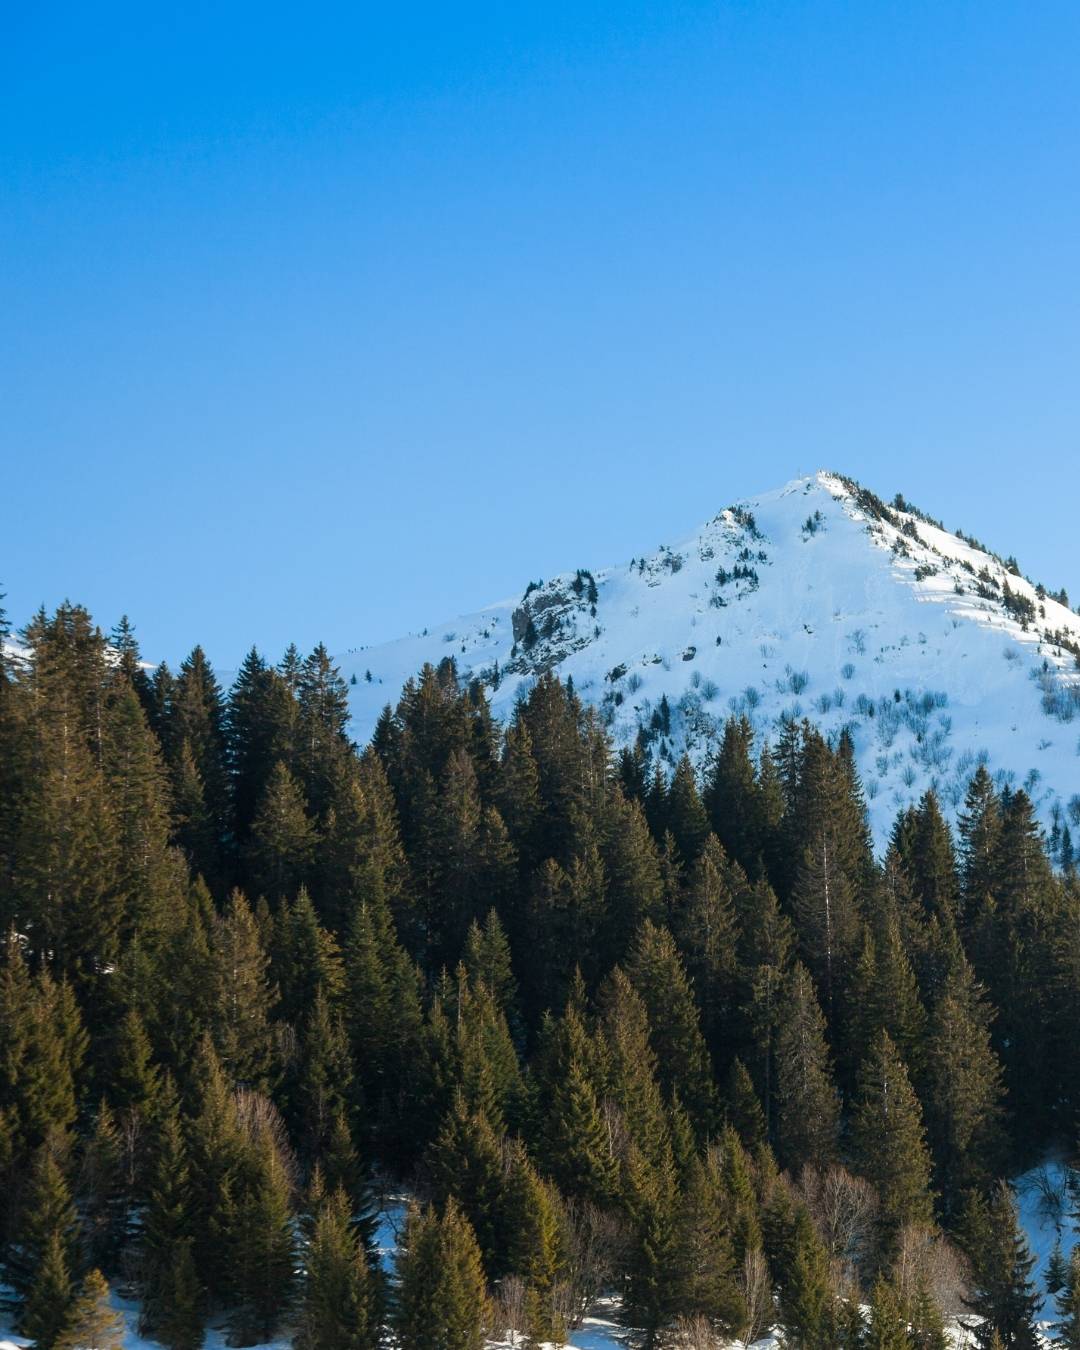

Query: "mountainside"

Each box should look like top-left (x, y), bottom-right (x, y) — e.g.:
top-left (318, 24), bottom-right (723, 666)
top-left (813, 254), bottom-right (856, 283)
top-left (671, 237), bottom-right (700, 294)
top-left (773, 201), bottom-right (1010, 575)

top-left (340, 472), bottom-right (1080, 852)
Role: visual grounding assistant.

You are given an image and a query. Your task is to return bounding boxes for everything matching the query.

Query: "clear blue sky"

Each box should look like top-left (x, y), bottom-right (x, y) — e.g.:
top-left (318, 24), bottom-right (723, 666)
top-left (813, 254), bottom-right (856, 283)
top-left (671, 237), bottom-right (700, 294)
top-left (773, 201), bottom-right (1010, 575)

top-left (4, 1), bottom-right (1079, 668)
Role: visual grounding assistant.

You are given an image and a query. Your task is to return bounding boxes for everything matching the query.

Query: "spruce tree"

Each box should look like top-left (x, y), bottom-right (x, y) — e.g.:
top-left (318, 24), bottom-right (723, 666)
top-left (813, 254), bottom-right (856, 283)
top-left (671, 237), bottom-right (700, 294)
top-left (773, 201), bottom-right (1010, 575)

top-left (246, 760), bottom-right (317, 903)
top-left (778, 1206), bottom-right (835, 1350)
top-left (864, 1274), bottom-right (910, 1350)
top-left (922, 955), bottom-right (1004, 1211)
top-left (395, 1199), bottom-right (492, 1350)
top-left (19, 1229), bottom-right (75, 1349)
top-left (297, 1186), bottom-right (382, 1350)
top-left (773, 963), bottom-right (839, 1171)
top-left (961, 1181), bottom-right (1039, 1350)
top-left (227, 1124), bottom-right (297, 1345)
top-left (53, 1268), bottom-right (125, 1350)
top-left (1055, 1248), bottom-right (1080, 1350)
top-left (4, 1142), bottom-right (80, 1322)
top-left (850, 1030), bottom-right (934, 1244)
top-left (625, 920), bottom-right (719, 1137)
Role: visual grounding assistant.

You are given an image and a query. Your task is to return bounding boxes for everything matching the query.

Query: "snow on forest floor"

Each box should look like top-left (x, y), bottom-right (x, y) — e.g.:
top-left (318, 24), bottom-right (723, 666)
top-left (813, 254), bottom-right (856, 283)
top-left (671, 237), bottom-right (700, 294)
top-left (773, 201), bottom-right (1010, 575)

top-left (3, 1170), bottom-right (1077, 1350)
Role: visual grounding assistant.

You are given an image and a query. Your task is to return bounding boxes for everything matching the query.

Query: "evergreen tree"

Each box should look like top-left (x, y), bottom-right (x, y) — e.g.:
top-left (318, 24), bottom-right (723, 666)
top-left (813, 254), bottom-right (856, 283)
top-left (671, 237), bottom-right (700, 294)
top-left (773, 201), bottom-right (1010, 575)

top-left (209, 890), bottom-right (276, 1087)
top-left (227, 1124), bottom-right (297, 1345)
top-left (778, 1206), bottom-right (835, 1350)
top-left (246, 761), bottom-right (317, 904)
top-left (54, 1269), bottom-right (125, 1350)
top-left (425, 1092), bottom-right (507, 1276)
top-left (1055, 1248), bottom-right (1080, 1350)
top-left (139, 1084), bottom-right (204, 1349)
top-left (864, 1275), bottom-right (910, 1350)
top-left (297, 1186), bottom-right (381, 1350)
top-left (625, 920), bottom-right (719, 1137)
top-left (394, 1199), bottom-right (492, 1350)
top-left (850, 1030), bottom-right (934, 1244)
top-left (665, 755), bottom-right (710, 863)
top-left (773, 963), bottom-right (839, 1171)
top-left (671, 834), bottom-right (741, 1066)
top-left (961, 1181), bottom-right (1039, 1350)
top-left (4, 1142), bottom-right (80, 1322)
top-left (922, 955), bottom-right (1004, 1210)
top-left (674, 1149), bottom-right (746, 1335)
top-left (19, 1230), bottom-right (75, 1349)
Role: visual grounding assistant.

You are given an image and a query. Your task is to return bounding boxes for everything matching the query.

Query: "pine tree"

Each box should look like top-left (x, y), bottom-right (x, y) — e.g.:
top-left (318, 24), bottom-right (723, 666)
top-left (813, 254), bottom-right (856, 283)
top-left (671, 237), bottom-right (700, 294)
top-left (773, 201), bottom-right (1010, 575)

top-left (851, 1030), bottom-right (933, 1249)
top-left (394, 1199), bottom-right (492, 1350)
top-left (54, 1268), bottom-right (125, 1350)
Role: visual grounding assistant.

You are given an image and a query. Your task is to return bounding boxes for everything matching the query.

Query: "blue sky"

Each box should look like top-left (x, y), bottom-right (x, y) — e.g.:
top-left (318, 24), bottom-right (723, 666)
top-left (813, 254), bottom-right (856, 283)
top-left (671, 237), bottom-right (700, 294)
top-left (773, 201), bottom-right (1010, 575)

top-left (3, 1), bottom-right (1079, 668)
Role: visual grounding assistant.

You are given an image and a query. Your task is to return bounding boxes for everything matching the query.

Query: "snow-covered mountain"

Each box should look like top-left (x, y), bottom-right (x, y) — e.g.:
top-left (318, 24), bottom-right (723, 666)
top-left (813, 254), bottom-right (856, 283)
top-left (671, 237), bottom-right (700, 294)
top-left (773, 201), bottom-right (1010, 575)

top-left (339, 472), bottom-right (1080, 852)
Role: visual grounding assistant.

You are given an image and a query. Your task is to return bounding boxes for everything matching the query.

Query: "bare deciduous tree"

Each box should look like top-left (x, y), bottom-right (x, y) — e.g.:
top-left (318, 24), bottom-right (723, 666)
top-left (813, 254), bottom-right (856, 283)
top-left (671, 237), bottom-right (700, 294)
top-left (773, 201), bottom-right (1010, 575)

top-left (561, 1197), bottom-right (628, 1327)
top-left (739, 1243), bottom-right (773, 1346)
top-left (493, 1274), bottom-right (527, 1347)
top-left (892, 1220), bottom-right (970, 1314)
top-left (797, 1163), bottom-right (879, 1282)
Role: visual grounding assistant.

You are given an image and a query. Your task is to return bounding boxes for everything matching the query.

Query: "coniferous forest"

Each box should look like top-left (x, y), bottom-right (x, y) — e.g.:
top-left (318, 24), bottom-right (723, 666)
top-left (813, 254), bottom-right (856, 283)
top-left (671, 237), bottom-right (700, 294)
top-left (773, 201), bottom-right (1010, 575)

top-left (3, 600), bottom-right (1080, 1349)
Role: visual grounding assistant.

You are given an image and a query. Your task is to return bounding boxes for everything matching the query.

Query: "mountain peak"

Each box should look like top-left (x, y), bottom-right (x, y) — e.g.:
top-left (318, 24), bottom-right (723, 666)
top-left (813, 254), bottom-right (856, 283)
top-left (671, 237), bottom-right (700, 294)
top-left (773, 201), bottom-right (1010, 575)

top-left (340, 473), bottom-right (1080, 853)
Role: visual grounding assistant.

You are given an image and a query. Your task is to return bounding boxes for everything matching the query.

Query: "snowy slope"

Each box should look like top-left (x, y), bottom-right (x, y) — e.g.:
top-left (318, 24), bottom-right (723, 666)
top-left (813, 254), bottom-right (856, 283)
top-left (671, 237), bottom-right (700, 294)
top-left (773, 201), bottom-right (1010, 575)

top-left (340, 472), bottom-right (1080, 851)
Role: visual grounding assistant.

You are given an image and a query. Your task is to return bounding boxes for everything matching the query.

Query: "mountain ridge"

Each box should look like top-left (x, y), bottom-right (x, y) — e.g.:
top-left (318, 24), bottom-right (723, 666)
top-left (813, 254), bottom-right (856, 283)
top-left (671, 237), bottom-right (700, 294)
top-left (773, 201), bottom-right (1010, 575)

top-left (339, 471), bottom-right (1080, 853)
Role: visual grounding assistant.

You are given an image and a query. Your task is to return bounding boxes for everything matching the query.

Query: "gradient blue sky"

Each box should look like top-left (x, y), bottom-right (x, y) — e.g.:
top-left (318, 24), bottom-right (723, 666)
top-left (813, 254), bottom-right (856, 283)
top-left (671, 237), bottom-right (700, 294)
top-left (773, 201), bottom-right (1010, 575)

top-left (4, 1), bottom-right (1079, 668)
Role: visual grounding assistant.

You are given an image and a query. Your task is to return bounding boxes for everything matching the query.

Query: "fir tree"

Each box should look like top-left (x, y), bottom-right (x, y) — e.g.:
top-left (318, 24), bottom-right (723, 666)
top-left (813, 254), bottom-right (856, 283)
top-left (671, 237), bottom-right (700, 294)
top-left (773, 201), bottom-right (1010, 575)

top-left (4, 1142), bottom-right (80, 1322)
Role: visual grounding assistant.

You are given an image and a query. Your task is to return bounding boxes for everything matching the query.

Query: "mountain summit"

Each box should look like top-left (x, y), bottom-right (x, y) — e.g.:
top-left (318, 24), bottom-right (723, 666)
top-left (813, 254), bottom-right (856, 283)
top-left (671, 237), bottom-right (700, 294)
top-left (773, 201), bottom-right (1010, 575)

top-left (340, 472), bottom-right (1080, 851)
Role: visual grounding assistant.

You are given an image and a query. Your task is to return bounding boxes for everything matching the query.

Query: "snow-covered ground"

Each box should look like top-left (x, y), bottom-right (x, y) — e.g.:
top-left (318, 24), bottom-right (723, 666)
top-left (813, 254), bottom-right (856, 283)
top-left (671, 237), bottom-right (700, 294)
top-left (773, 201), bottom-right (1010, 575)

top-left (2, 1170), bottom-right (1071, 1349)
top-left (338, 471), bottom-right (1080, 851)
